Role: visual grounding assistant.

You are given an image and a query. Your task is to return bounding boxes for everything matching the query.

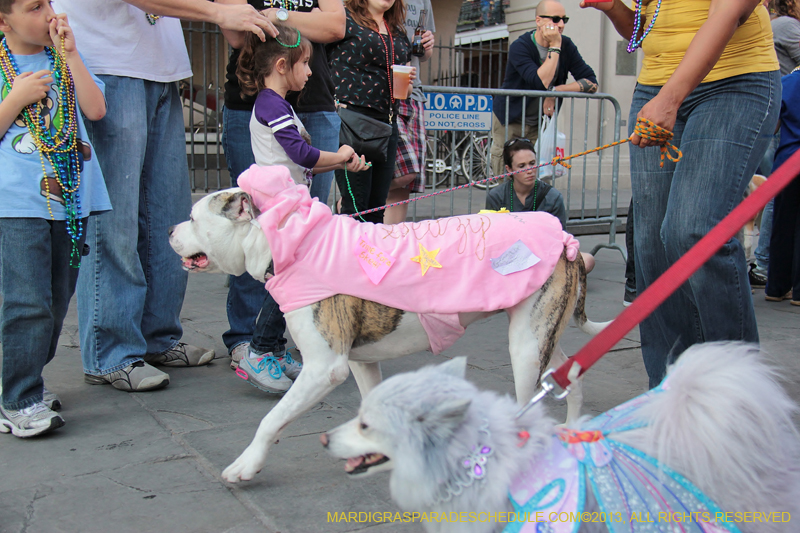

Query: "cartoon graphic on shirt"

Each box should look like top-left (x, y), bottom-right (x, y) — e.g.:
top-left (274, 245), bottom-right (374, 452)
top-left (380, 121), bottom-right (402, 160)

top-left (1, 81), bottom-right (92, 205)
top-left (10, 93), bottom-right (55, 154)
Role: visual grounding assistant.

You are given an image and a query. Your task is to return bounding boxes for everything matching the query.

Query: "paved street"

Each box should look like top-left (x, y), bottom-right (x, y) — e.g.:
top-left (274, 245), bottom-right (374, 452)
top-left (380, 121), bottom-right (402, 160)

top-left (1, 233), bottom-right (798, 533)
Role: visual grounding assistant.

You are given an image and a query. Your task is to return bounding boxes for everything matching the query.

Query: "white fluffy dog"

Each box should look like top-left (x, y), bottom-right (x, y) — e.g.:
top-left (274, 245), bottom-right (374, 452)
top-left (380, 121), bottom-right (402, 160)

top-left (323, 343), bottom-right (800, 533)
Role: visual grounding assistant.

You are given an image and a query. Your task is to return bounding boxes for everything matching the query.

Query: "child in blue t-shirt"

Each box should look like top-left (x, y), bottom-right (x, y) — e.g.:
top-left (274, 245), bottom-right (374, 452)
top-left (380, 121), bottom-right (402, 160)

top-left (765, 67), bottom-right (800, 305)
top-left (0, 2), bottom-right (109, 437)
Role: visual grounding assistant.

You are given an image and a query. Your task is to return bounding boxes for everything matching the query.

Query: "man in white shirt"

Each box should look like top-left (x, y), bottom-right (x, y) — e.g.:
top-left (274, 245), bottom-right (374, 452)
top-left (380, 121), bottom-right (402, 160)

top-left (52, 0), bottom-right (276, 391)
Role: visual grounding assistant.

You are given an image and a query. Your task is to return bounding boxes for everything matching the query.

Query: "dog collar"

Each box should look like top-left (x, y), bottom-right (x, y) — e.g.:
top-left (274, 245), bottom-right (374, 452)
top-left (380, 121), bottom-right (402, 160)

top-left (432, 420), bottom-right (493, 505)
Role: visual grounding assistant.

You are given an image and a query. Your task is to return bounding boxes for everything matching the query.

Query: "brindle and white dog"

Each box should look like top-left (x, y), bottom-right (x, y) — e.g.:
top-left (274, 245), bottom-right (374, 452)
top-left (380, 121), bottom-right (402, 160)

top-left (169, 188), bottom-right (608, 483)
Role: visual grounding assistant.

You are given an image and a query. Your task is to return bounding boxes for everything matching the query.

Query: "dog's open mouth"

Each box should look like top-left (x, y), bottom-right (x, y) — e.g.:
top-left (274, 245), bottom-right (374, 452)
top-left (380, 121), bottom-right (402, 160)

top-left (344, 453), bottom-right (390, 475)
top-left (182, 252), bottom-right (209, 270)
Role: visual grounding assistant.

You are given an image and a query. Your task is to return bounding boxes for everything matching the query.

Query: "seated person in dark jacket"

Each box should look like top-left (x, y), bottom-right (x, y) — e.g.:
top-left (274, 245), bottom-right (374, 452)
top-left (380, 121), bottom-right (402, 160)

top-left (490, 0), bottom-right (597, 176)
top-left (486, 137), bottom-right (595, 272)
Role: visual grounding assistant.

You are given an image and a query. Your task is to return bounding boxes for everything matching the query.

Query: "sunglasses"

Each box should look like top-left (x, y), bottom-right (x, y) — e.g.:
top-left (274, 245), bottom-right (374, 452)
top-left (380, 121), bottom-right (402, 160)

top-left (503, 137), bottom-right (535, 149)
top-left (539, 15), bottom-right (569, 24)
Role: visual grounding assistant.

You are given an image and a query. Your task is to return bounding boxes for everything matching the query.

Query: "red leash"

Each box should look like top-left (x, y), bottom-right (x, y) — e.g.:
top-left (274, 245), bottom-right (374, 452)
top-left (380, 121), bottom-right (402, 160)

top-left (550, 149), bottom-right (800, 390)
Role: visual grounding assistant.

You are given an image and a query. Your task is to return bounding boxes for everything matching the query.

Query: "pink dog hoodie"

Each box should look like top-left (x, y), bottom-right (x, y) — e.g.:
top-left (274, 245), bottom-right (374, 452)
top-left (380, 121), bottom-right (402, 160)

top-left (238, 165), bottom-right (579, 353)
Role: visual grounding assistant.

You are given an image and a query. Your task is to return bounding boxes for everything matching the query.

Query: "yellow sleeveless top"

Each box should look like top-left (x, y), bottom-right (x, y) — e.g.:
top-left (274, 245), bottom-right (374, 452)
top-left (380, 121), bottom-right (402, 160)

top-left (637, 0), bottom-right (778, 86)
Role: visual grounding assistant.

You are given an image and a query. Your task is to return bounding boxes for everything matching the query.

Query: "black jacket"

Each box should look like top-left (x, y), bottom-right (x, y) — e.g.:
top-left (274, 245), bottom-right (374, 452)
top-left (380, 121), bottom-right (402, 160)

top-left (493, 32), bottom-right (597, 125)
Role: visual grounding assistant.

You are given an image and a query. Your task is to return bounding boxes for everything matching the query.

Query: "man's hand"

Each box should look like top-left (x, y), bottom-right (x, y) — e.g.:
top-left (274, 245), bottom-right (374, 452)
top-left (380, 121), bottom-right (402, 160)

top-left (538, 21), bottom-right (562, 47)
top-left (543, 96), bottom-right (556, 117)
top-left (7, 70), bottom-right (53, 109)
top-left (215, 3), bottom-right (278, 40)
top-left (421, 30), bottom-right (434, 53)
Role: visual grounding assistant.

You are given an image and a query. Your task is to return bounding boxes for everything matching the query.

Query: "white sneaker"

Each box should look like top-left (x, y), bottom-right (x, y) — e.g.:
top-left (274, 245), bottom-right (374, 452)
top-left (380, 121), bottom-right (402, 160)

top-left (234, 350), bottom-right (293, 394)
top-left (230, 342), bottom-right (250, 370)
top-left (42, 385), bottom-right (61, 411)
top-left (0, 402), bottom-right (64, 438)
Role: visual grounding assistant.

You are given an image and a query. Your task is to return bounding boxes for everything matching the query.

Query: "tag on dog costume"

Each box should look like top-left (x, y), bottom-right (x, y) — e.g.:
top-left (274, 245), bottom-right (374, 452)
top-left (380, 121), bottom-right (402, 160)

top-left (355, 233), bottom-right (395, 285)
top-left (491, 240), bottom-right (540, 275)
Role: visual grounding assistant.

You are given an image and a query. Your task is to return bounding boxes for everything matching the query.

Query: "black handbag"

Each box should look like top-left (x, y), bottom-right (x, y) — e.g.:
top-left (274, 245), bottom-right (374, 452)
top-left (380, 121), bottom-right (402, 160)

top-left (337, 106), bottom-right (393, 164)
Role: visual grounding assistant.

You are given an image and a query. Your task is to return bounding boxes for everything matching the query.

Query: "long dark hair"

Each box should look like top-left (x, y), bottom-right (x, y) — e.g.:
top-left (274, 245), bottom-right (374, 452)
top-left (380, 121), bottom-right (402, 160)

top-left (236, 24), bottom-right (312, 97)
top-left (773, 0), bottom-right (799, 18)
top-left (344, 0), bottom-right (406, 34)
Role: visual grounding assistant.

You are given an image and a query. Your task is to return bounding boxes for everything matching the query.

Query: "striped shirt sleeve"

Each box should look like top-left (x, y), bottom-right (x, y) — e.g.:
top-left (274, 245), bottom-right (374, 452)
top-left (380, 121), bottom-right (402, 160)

top-left (253, 89), bottom-right (321, 169)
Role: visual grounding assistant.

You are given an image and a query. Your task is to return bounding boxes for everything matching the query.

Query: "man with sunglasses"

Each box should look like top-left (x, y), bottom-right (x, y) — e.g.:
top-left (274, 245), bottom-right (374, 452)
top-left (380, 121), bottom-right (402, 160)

top-left (490, 0), bottom-right (597, 176)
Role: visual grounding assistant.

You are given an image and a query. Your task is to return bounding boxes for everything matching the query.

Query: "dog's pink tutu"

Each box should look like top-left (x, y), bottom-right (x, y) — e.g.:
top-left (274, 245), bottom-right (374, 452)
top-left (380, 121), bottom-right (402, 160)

top-left (506, 379), bottom-right (740, 533)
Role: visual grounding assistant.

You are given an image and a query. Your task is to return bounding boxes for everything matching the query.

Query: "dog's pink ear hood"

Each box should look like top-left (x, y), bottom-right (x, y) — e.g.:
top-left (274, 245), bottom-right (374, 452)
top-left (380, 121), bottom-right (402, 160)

top-left (236, 163), bottom-right (335, 280)
top-left (237, 164), bottom-right (297, 210)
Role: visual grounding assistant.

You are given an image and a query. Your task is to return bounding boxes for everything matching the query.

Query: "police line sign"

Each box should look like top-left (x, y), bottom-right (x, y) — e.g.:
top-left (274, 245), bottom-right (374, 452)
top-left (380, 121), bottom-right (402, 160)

top-left (423, 93), bottom-right (493, 131)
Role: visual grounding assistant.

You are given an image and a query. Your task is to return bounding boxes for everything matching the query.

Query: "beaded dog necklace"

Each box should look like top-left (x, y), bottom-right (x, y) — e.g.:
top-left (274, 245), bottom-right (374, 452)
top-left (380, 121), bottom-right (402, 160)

top-left (0, 37), bottom-right (83, 267)
top-left (627, 0), bottom-right (662, 53)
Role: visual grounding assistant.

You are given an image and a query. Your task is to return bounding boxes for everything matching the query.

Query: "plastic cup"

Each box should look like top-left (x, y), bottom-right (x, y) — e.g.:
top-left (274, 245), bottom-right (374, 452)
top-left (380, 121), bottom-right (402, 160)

top-left (391, 65), bottom-right (413, 100)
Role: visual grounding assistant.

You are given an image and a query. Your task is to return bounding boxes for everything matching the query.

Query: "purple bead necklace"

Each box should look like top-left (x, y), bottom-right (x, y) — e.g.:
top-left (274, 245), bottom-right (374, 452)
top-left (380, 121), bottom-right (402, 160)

top-left (627, 0), bottom-right (663, 53)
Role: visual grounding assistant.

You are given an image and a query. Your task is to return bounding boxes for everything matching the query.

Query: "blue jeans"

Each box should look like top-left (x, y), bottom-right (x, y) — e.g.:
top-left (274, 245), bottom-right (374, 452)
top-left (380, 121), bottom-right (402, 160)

top-left (247, 110), bottom-right (341, 353)
top-left (221, 106), bottom-right (268, 353)
top-left (78, 77), bottom-right (191, 375)
top-left (300, 110), bottom-right (340, 205)
top-left (630, 71), bottom-right (780, 388)
top-left (1, 218), bottom-right (87, 410)
top-left (250, 292), bottom-right (286, 355)
top-left (753, 132), bottom-right (780, 272)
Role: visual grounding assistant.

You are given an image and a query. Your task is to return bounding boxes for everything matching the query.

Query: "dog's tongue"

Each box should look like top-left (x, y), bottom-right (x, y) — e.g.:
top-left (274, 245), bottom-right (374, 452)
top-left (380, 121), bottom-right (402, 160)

top-left (345, 457), bottom-right (364, 472)
top-left (183, 254), bottom-right (209, 270)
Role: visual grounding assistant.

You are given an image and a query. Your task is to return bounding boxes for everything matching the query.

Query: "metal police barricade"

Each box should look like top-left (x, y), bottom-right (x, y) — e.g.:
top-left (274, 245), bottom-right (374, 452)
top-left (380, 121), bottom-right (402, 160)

top-left (417, 85), bottom-right (626, 260)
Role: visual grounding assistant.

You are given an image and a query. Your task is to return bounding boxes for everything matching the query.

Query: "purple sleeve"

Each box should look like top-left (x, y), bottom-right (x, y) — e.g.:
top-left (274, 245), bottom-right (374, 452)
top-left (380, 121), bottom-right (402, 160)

top-left (253, 90), bottom-right (321, 168)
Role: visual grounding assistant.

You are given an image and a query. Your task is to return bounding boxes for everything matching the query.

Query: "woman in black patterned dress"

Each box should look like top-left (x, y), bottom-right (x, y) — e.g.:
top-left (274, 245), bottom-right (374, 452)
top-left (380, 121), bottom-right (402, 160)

top-left (328, 0), bottom-right (411, 223)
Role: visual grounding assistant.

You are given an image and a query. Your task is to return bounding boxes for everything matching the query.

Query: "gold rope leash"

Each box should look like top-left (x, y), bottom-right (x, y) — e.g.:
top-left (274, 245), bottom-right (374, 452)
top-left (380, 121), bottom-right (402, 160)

top-left (550, 117), bottom-right (682, 171)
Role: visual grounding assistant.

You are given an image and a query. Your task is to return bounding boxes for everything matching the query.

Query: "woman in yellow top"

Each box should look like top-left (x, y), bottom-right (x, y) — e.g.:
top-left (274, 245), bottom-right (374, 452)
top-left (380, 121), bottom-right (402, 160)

top-left (582, 0), bottom-right (780, 388)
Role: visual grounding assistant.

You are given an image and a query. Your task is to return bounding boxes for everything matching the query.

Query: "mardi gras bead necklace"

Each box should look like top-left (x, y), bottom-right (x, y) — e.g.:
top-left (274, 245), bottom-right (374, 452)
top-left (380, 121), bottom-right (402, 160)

top-left (0, 37), bottom-right (84, 267)
top-left (374, 23), bottom-right (395, 124)
top-left (145, 13), bottom-right (161, 25)
top-left (276, 28), bottom-right (302, 48)
top-left (627, 0), bottom-right (662, 53)
top-left (509, 177), bottom-right (537, 212)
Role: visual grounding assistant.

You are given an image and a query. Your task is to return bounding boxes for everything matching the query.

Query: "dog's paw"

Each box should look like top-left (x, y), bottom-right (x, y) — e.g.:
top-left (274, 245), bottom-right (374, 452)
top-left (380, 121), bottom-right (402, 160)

top-left (221, 446), bottom-right (267, 483)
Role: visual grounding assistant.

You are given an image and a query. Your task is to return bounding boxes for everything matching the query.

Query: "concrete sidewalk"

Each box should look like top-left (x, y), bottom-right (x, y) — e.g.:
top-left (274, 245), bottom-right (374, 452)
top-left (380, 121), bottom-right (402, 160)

top-left (1, 234), bottom-right (798, 533)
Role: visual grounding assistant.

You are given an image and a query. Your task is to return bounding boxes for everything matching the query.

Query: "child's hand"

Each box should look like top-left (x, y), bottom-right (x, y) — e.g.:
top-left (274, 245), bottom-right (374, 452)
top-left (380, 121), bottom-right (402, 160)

top-left (338, 145), bottom-right (356, 166)
top-left (8, 70), bottom-right (53, 109)
top-left (346, 154), bottom-right (369, 172)
top-left (49, 14), bottom-right (76, 55)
